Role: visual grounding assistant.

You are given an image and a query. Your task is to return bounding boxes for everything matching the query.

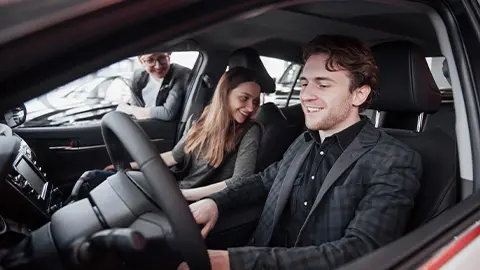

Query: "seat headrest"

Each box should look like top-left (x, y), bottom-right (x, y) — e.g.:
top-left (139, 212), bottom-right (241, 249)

top-left (255, 102), bottom-right (287, 124)
top-left (370, 41), bottom-right (441, 114)
top-left (228, 47), bottom-right (276, 94)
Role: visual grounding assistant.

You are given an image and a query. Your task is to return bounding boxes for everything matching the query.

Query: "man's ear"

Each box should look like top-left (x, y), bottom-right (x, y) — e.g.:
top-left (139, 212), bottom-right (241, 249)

top-left (352, 85), bottom-right (371, 107)
top-left (137, 56), bottom-right (143, 64)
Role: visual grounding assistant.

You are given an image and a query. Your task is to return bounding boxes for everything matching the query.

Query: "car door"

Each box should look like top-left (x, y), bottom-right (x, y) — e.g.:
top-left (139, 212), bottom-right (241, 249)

top-left (339, 0), bottom-right (480, 269)
top-left (14, 52), bottom-right (200, 187)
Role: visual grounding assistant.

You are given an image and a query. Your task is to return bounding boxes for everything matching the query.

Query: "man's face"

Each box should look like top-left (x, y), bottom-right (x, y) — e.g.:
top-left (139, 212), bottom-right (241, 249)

top-left (300, 53), bottom-right (366, 132)
top-left (139, 53), bottom-right (171, 80)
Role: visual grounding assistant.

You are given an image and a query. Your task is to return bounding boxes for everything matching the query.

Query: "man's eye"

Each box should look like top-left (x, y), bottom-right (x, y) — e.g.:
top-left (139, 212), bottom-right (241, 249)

top-left (318, 84), bottom-right (330, 88)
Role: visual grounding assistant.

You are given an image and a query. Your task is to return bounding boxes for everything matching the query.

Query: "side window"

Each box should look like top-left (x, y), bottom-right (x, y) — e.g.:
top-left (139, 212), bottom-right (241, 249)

top-left (22, 51), bottom-right (199, 127)
top-left (426, 56), bottom-right (452, 102)
top-left (260, 56), bottom-right (302, 108)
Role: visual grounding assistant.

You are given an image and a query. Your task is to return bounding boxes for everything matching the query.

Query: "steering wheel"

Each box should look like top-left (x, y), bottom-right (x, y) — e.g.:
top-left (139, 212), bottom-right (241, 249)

top-left (100, 111), bottom-right (211, 269)
top-left (0, 111), bottom-right (211, 270)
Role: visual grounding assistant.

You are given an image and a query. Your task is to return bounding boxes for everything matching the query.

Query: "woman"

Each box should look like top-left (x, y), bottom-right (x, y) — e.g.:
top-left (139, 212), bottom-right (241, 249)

top-left (100, 67), bottom-right (262, 201)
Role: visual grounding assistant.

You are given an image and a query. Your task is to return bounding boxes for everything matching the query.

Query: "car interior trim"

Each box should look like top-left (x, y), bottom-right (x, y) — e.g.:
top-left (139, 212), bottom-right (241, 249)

top-left (48, 138), bottom-right (165, 151)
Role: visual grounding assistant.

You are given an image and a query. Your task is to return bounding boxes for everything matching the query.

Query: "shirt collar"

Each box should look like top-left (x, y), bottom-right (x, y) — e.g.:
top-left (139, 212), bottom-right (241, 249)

top-left (304, 117), bottom-right (366, 150)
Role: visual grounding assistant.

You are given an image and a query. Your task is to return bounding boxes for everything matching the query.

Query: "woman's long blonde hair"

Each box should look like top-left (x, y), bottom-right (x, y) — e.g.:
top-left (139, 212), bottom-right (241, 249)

top-left (184, 67), bottom-right (260, 167)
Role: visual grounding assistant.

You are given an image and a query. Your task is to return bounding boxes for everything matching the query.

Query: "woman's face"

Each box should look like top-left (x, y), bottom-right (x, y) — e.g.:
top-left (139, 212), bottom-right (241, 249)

top-left (227, 81), bottom-right (261, 124)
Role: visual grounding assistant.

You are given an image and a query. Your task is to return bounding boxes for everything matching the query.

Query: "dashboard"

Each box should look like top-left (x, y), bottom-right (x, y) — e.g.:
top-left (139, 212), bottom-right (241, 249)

top-left (0, 125), bottom-right (62, 232)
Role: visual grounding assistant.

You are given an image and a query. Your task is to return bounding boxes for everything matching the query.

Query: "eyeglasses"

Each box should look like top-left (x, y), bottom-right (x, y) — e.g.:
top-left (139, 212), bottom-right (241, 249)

top-left (142, 56), bottom-right (169, 67)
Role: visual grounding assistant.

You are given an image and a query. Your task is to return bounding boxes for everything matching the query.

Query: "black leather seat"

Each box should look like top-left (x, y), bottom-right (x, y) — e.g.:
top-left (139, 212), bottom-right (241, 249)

top-left (255, 103), bottom-right (303, 171)
top-left (370, 41), bottom-right (457, 232)
top-left (372, 41), bottom-right (442, 130)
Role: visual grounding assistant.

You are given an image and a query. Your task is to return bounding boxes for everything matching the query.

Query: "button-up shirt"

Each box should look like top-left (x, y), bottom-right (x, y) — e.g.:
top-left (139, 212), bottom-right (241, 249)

top-left (270, 119), bottom-right (366, 247)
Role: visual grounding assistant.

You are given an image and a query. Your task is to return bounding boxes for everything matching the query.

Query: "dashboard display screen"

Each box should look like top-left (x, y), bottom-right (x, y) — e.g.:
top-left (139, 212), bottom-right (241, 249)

top-left (14, 156), bottom-right (46, 196)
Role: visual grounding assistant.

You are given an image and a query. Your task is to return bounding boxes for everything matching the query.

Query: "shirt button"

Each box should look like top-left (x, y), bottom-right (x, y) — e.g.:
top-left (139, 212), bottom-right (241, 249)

top-left (311, 175), bottom-right (315, 180)
top-left (320, 151), bottom-right (325, 155)
top-left (304, 201), bottom-right (308, 206)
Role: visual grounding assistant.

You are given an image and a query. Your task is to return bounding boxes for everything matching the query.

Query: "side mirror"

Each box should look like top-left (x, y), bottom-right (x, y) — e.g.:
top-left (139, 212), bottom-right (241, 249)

top-left (3, 104), bottom-right (27, 128)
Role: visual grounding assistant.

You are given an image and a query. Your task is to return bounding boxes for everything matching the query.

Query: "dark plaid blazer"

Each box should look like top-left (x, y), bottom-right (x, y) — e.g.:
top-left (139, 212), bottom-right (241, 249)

top-left (209, 120), bottom-right (422, 270)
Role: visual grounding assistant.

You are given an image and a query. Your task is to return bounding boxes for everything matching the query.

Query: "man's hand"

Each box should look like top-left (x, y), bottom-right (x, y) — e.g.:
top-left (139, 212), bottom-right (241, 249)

top-left (116, 104), bottom-right (150, 120)
top-left (189, 199), bottom-right (219, 238)
top-left (103, 164), bottom-right (115, 171)
top-left (116, 103), bottom-right (132, 114)
top-left (177, 250), bottom-right (230, 270)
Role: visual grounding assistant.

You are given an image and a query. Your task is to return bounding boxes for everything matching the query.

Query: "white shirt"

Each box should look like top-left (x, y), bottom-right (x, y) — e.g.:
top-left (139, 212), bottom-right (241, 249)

top-left (141, 76), bottom-right (164, 107)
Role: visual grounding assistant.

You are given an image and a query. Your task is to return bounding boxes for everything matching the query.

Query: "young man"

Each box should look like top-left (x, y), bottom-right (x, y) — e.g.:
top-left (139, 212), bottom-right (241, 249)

top-left (179, 35), bottom-right (422, 270)
top-left (117, 52), bottom-right (191, 120)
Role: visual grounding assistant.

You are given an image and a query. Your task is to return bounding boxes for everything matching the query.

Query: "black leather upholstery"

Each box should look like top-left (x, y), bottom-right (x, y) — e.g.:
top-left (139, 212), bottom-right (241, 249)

top-left (371, 41), bottom-right (457, 231)
top-left (228, 47), bottom-right (276, 94)
top-left (384, 128), bottom-right (457, 232)
top-left (370, 42), bottom-right (442, 114)
top-left (255, 103), bottom-right (303, 172)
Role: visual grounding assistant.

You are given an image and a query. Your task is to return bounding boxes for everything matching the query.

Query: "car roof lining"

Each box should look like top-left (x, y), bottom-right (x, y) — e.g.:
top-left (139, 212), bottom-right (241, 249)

top-left (144, 1), bottom-right (440, 62)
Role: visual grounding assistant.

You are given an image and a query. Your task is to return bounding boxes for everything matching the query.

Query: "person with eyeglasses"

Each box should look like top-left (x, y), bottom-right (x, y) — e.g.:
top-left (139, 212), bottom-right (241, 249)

top-left (116, 52), bottom-right (191, 120)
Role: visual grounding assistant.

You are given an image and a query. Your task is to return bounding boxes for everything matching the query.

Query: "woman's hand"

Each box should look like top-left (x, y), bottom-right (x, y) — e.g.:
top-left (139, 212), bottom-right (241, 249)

top-left (181, 189), bottom-right (192, 201)
top-left (179, 182), bottom-right (228, 202)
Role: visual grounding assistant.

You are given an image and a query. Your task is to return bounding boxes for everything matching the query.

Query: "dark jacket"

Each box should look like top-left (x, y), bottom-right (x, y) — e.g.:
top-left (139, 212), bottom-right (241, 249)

top-left (130, 63), bottom-right (191, 120)
top-left (209, 119), bottom-right (422, 270)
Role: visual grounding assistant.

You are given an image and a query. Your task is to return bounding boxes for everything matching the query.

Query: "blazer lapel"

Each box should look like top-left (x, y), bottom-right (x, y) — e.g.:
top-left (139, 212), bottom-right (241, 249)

top-left (257, 140), bottom-right (312, 246)
top-left (294, 121), bottom-right (380, 245)
top-left (272, 142), bottom-right (312, 225)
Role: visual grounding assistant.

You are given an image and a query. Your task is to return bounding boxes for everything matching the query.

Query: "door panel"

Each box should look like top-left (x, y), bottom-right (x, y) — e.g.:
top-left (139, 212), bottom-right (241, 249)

top-left (15, 119), bottom-right (178, 187)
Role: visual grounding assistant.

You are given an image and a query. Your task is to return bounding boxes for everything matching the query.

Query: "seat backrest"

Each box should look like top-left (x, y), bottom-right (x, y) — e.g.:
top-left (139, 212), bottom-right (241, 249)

top-left (423, 93), bottom-right (456, 140)
top-left (255, 103), bottom-right (301, 171)
top-left (384, 128), bottom-right (457, 231)
top-left (370, 41), bottom-right (457, 231)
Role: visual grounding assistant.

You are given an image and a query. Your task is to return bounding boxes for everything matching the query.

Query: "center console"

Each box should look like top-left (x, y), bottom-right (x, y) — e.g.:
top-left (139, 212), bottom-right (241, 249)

top-left (1, 135), bottom-right (62, 229)
top-left (10, 155), bottom-right (54, 213)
